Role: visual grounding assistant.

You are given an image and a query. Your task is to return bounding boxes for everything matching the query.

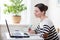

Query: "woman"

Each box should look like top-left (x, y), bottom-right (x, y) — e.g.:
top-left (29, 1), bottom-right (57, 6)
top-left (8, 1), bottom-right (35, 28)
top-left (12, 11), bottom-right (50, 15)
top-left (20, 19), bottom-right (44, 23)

top-left (28, 3), bottom-right (59, 40)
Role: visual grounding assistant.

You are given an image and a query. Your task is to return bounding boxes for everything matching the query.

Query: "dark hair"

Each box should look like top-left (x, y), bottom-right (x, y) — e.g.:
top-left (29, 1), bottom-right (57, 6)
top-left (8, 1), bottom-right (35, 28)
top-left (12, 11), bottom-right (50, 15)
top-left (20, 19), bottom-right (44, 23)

top-left (35, 3), bottom-right (48, 12)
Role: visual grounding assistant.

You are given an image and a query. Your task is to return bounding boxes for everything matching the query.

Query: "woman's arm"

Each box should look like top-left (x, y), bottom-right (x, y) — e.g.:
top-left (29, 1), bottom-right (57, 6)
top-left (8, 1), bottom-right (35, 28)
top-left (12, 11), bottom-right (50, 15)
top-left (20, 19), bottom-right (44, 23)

top-left (28, 29), bottom-right (48, 39)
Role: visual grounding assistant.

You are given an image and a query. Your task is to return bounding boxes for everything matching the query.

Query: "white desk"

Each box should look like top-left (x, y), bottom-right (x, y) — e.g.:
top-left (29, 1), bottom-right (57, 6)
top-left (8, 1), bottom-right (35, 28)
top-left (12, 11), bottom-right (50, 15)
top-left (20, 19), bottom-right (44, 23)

top-left (4, 33), bottom-right (44, 40)
top-left (1, 25), bottom-right (44, 40)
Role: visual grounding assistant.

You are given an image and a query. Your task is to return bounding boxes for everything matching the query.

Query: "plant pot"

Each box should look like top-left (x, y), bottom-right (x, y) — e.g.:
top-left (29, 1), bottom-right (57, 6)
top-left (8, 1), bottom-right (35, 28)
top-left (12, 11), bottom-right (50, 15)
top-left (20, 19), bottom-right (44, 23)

top-left (12, 15), bottom-right (21, 23)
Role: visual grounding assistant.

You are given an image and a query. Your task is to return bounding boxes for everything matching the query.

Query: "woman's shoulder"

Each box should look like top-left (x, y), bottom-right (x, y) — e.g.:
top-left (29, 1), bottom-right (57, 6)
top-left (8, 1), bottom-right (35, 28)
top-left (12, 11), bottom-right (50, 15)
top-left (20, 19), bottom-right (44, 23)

top-left (42, 18), bottom-right (53, 27)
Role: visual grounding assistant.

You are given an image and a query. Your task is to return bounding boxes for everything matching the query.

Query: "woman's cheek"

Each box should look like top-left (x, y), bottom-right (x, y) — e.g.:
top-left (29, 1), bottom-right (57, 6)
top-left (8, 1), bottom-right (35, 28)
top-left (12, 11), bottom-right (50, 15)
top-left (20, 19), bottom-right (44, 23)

top-left (35, 13), bottom-right (40, 17)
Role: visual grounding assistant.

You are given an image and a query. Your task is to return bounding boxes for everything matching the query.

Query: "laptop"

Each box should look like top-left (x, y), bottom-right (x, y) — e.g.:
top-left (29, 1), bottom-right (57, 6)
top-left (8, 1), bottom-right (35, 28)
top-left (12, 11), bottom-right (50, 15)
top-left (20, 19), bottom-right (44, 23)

top-left (5, 19), bottom-right (30, 38)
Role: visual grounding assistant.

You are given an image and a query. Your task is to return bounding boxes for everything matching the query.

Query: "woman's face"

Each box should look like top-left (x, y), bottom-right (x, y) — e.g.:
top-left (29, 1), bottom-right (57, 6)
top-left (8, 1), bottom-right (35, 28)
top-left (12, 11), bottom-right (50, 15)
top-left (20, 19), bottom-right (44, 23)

top-left (34, 7), bottom-right (44, 18)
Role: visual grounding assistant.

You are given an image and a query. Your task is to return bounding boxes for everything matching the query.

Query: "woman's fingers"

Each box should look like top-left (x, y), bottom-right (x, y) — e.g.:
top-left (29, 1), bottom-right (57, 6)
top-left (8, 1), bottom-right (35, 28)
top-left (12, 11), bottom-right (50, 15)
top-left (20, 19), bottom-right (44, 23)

top-left (28, 30), bottom-right (35, 34)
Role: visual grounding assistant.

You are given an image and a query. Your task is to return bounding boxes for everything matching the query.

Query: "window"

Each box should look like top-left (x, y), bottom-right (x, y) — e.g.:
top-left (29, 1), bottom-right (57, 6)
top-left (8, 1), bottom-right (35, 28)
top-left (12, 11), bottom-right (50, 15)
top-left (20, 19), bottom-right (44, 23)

top-left (0, 0), bottom-right (31, 25)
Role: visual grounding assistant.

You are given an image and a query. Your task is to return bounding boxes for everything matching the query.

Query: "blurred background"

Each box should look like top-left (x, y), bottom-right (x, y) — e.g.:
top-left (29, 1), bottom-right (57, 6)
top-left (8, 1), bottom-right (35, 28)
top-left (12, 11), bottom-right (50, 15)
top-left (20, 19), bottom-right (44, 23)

top-left (0, 0), bottom-right (60, 28)
top-left (0, 0), bottom-right (60, 40)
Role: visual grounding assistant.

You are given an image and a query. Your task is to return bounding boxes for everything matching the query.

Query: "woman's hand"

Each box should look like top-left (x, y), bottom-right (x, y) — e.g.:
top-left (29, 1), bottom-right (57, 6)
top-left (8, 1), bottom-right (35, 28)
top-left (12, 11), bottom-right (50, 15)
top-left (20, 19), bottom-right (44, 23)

top-left (28, 30), bottom-right (35, 34)
top-left (43, 33), bottom-right (48, 38)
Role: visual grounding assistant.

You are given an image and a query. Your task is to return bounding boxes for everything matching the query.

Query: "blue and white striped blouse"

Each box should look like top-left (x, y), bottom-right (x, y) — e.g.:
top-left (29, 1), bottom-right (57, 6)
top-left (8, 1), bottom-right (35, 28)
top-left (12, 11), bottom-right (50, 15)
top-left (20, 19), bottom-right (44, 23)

top-left (34, 18), bottom-right (59, 40)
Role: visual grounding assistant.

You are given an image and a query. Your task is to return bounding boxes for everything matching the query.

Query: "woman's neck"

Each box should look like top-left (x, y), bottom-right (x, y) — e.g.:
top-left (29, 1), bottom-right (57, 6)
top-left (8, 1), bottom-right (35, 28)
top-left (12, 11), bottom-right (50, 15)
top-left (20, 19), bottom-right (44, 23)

top-left (40, 16), bottom-right (47, 21)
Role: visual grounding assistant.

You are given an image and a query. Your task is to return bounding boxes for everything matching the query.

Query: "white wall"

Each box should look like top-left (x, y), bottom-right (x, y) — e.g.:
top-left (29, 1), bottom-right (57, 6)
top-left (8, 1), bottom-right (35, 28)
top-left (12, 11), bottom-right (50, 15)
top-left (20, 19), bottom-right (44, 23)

top-left (48, 0), bottom-right (60, 28)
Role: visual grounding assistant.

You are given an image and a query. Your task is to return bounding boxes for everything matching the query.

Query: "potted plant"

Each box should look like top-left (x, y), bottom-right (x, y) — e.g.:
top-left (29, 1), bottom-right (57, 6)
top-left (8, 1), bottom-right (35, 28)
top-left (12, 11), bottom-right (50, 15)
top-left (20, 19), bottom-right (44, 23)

top-left (4, 0), bottom-right (27, 23)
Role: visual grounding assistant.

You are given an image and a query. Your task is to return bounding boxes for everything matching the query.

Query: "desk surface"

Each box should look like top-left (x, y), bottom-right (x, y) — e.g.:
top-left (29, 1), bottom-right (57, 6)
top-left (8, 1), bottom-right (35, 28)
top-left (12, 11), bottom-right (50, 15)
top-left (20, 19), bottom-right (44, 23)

top-left (1, 25), bottom-right (44, 40)
top-left (5, 33), bottom-right (44, 40)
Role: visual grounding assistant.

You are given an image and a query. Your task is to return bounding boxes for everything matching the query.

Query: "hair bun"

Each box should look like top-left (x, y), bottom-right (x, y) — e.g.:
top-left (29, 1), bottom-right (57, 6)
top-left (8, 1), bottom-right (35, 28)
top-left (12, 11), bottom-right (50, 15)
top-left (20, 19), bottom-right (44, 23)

top-left (44, 5), bottom-right (48, 11)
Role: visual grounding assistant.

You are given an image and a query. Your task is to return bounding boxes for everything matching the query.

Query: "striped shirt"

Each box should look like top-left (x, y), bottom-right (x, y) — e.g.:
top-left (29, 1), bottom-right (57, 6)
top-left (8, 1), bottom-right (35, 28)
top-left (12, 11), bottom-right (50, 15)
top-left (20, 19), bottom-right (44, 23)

top-left (34, 18), bottom-right (59, 40)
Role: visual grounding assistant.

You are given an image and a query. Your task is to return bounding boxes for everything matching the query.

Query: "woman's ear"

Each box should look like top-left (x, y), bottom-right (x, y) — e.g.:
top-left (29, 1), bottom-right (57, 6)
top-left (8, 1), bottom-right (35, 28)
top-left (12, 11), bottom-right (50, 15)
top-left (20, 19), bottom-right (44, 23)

top-left (41, 11), bottom-right (45, 15)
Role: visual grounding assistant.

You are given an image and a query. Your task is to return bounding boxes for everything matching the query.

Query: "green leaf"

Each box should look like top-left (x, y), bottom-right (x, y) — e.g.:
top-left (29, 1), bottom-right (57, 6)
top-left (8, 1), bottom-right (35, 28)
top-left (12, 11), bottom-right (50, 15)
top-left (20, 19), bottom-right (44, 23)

top-left (4, 0), bottom-right (27, 15)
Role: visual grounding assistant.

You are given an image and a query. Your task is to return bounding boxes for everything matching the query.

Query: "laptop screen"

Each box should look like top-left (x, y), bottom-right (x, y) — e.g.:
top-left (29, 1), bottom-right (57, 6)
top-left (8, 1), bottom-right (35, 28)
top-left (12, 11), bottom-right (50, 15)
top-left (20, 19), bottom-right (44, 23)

top-left (5, 20), bottom-right (11, 36)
